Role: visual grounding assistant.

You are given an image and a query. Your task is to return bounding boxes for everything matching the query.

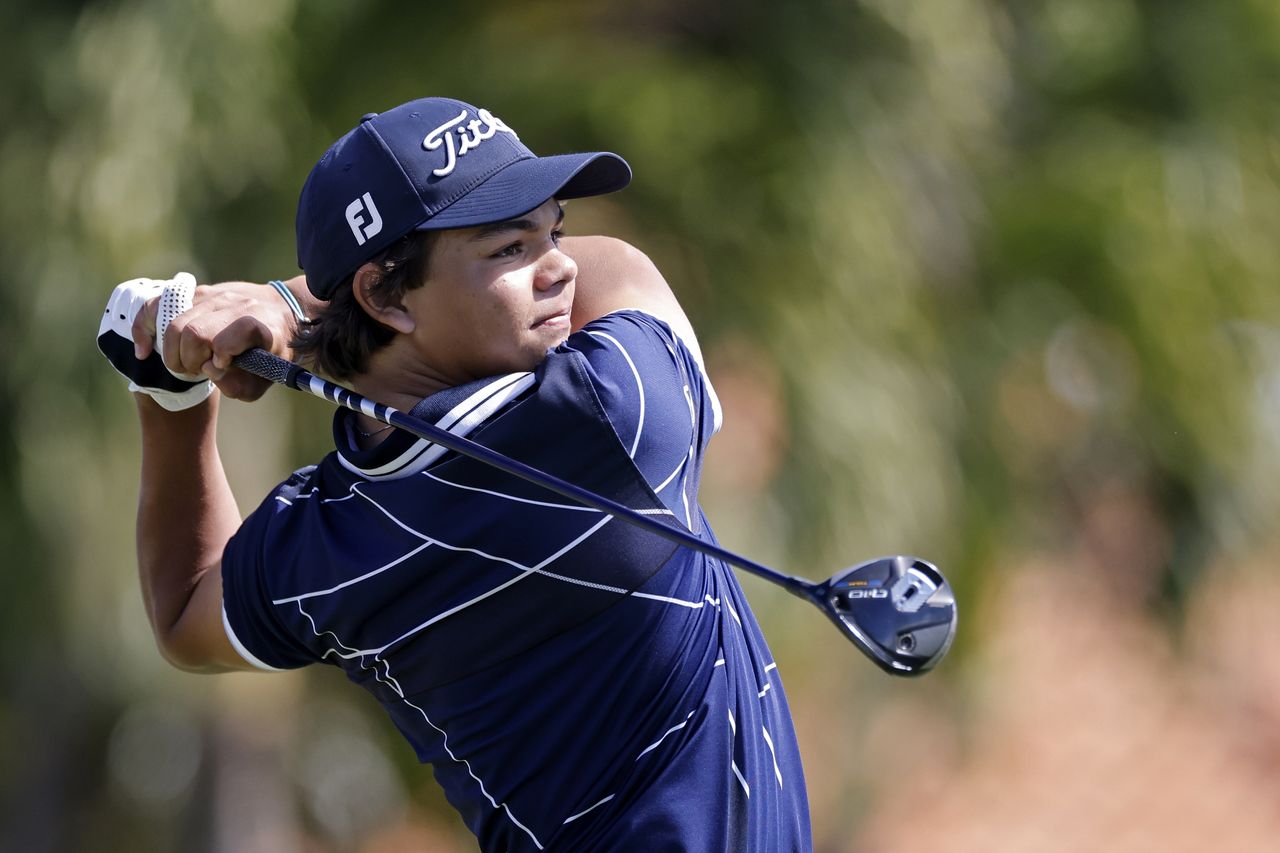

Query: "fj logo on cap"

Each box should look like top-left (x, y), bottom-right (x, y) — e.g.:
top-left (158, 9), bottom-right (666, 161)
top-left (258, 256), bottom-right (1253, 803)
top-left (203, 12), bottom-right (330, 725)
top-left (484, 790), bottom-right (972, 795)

top-left (345, 192), bottom-right (383, 245)
top-left (423, 108), bottom-right (518, 178)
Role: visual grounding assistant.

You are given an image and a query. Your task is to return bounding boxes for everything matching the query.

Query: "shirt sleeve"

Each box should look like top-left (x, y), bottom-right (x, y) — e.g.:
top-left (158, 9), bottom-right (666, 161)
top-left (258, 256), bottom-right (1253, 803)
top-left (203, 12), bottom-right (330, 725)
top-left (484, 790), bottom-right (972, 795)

top-left (220, 473), bottom-right (319, 672)
top-left (558, 310), bottom-right (722, 516)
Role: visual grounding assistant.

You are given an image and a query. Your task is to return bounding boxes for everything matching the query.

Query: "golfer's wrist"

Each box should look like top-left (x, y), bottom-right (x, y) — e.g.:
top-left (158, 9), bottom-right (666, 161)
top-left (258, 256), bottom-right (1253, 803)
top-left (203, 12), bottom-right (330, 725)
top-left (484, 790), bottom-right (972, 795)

top-left (266, 278), bottom-right (309, 325)
top-left (274, 275), bottom-right (324, 323)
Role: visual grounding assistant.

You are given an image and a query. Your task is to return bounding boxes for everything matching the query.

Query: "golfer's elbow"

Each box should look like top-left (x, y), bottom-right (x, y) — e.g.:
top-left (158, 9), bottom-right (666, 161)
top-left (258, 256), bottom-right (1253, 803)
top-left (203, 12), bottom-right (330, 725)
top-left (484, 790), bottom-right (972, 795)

top-left (151, 626), bottom-right (224, 674)
top-left (585, 236), bottom-right (668, 293)
top-left (144, 576), bottom-right (239, 674)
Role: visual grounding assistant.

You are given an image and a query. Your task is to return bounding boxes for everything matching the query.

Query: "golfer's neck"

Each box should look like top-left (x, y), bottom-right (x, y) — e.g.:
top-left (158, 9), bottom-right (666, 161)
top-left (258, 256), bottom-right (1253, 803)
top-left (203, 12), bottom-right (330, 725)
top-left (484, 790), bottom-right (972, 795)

top-left (352, 345), bottom-right (454, 412)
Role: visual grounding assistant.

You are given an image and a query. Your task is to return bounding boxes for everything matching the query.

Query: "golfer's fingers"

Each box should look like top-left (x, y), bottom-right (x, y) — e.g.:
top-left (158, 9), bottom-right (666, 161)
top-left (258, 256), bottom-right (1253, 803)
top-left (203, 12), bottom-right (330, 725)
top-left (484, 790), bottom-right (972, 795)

top-left (211, 370), bottom-right (272, 402)
top-left (131, 296), bottom-right (160, 359)
top-left (163, 314), bottom-right (214, 378)
top-left (208, 316), bottom-right (274, 401)
top-left (209, 316), bottom-right (271, 371)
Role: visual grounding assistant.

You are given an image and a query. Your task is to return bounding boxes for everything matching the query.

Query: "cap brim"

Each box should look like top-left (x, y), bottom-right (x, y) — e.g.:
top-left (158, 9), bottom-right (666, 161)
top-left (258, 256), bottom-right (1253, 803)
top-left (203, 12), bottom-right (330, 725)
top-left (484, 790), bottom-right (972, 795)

top-left (415, 152), bottom-right (631, 231)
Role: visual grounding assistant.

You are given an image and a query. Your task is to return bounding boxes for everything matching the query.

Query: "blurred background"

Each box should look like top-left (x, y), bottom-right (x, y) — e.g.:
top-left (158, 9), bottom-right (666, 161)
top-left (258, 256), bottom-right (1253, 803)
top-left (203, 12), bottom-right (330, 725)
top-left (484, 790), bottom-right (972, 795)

top-left (3, 0), bottom-right (1279, 850)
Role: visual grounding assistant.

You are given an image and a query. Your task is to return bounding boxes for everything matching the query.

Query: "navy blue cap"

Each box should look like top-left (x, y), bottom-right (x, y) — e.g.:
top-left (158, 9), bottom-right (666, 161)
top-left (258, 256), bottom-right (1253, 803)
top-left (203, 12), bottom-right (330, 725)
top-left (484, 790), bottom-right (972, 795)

top-left (296, 97), bottom-right (633, 299)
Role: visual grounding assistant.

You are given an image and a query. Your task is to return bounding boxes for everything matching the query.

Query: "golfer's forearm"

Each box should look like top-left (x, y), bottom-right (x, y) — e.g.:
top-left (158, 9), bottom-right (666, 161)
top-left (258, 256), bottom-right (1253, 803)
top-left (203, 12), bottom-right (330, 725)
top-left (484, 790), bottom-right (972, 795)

top-left (135, 393), bottom-right (240, 666)
top-left (566, 236), bottom-right (704, 360)
top-left (565, 236), bottom-right (645, 327)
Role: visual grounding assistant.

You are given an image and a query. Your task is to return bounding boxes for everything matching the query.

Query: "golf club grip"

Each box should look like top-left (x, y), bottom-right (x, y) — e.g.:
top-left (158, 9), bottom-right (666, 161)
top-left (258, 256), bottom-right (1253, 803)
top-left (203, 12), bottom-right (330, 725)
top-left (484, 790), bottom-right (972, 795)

top-left (232, 347), bottom-right (301, 388)
top-left (229, 347), bottom-right (818, 599)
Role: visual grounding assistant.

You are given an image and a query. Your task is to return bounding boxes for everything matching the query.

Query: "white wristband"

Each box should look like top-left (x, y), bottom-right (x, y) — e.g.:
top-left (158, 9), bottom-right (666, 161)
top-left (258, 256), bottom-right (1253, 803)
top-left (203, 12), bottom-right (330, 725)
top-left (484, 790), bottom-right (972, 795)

top-left (156, 272), bottom-right (204, 381)
top-left (127, 377), bottom-right (214, 412)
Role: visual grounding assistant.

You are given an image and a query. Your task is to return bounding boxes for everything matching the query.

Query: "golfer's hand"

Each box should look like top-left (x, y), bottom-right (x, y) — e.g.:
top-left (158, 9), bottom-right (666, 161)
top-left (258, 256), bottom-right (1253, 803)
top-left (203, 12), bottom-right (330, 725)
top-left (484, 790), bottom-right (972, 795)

top-left (133, 281), bottom-right (300, 402)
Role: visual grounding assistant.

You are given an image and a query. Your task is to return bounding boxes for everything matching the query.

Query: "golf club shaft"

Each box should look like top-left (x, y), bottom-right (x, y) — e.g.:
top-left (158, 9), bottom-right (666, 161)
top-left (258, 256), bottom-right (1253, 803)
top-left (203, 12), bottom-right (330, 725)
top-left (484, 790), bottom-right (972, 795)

top-left (232, 348), bottom-right (819, 602)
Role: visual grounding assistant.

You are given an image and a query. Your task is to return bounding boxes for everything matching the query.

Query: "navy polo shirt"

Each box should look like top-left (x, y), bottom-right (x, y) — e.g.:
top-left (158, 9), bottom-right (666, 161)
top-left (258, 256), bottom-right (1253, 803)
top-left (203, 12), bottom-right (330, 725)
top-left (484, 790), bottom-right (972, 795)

top-left (221, 310), bottom-right (812, 851)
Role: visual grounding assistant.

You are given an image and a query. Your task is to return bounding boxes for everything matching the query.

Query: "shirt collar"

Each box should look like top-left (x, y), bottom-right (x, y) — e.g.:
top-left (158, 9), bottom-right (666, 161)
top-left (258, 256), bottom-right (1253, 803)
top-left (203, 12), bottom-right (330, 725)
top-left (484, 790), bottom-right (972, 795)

top-left (332, 372), bottom-right (537, 481)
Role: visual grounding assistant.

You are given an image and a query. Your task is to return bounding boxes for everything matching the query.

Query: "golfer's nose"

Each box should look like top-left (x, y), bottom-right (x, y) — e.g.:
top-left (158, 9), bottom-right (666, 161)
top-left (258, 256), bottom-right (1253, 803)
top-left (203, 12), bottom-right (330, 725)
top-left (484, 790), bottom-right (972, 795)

top-left (535, 245), bottom-right (576, 292)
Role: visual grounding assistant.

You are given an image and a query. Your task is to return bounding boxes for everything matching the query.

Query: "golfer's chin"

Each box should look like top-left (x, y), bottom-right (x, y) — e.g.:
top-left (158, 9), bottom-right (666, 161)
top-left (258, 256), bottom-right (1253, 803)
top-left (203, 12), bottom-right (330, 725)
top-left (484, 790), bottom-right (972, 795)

top-left (530, 322), bottom-right (572, 356)
top-left (493, 334), bottom-right (568, 376)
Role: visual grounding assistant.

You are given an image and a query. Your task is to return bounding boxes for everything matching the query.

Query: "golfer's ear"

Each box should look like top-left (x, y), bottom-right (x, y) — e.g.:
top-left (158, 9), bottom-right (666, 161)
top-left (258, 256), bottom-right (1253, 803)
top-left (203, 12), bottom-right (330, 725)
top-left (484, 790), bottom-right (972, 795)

top-left (352, 262), bottom-right (415, 334)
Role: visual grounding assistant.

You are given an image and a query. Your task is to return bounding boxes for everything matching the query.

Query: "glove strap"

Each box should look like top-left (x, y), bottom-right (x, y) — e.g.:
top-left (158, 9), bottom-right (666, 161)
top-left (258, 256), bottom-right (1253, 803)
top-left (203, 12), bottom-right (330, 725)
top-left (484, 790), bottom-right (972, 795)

top-left (156, 272), bottom-right (204, 381)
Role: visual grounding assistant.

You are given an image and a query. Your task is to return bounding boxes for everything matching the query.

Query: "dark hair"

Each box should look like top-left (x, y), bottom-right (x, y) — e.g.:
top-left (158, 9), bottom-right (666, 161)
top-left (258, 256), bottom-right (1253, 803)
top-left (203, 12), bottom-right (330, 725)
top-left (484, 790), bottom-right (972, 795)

top-left (291, 232), bottom-right (436, 379)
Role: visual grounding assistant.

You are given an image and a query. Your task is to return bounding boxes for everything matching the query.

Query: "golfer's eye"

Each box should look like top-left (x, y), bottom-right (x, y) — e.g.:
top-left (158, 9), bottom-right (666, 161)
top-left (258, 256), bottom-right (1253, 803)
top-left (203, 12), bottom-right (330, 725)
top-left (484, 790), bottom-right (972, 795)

top-left (492, 241), bottom-right (522, 259)
top-left (550, 228), bottom-right (565, 245)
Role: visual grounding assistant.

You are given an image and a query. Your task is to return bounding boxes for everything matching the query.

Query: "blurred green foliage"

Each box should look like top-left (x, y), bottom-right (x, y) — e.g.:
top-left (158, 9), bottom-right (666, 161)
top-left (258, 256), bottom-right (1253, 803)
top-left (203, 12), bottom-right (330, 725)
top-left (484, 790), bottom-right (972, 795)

top-left (2, 0), bottom-right (1279, 850)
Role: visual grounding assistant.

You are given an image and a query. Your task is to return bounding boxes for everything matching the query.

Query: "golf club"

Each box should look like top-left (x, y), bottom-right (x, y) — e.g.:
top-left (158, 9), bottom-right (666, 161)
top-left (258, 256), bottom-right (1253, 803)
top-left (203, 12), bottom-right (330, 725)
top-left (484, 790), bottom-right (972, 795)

top-left (231, 347), bottom-right (957, 675)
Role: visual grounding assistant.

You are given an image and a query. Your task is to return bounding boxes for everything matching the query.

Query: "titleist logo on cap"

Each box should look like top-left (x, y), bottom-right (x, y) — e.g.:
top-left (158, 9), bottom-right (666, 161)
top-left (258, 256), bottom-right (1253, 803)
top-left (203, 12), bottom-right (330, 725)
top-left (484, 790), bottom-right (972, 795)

top-left (423, 108), bottom-right (519, 178)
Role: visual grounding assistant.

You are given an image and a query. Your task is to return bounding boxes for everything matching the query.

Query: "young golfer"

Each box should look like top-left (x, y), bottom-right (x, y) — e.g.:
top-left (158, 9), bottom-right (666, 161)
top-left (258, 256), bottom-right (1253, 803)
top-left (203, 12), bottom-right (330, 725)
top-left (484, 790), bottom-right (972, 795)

top-left (98, 96), bottom-right (812, 851)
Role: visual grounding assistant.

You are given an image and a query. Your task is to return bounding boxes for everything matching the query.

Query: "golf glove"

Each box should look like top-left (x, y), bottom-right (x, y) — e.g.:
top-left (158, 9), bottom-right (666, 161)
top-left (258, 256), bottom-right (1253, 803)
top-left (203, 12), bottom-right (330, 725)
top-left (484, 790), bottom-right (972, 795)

top-left (97, 273), bottom-right (213, 412)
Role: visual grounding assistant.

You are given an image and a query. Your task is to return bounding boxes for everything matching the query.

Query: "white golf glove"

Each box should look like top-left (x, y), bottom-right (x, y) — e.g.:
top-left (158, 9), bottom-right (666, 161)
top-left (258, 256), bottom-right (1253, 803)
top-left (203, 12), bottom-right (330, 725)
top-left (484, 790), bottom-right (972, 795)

top-left (97, 273), bottom-right (214, 412)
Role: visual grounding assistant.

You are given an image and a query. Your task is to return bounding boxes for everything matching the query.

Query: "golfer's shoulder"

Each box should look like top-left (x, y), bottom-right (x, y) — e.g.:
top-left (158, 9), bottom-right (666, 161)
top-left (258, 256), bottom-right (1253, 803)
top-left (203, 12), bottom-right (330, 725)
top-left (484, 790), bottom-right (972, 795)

top-left (225, 464), bottom-right (322, 551)
top-left (563, 310), bottom-right (685, 392)
top-left (551, 310), bottom-right (719, 452)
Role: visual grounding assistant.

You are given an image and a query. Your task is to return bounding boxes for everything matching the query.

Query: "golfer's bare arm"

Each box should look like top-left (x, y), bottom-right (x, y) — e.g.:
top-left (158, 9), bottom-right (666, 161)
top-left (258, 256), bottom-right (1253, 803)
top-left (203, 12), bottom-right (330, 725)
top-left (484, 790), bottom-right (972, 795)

top-left (133, 280), bottom-right (315, 673)
top-left (136, 395), bottom-right (250, 671)
top-left (563, 236), bottom-right (705, 363)
top-left (134, 239), bottom-right (689, 673)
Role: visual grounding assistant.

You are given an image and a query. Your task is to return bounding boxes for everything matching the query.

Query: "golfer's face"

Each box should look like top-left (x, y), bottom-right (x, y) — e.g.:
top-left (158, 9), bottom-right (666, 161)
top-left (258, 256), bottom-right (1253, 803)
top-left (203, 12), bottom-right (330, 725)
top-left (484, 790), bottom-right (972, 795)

top-left (403, 198), bottom-right (576, 382)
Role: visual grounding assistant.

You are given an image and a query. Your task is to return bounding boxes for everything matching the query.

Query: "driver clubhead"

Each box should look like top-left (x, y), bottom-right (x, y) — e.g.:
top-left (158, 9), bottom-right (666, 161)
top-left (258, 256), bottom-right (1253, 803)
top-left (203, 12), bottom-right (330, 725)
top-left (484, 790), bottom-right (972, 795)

top-left (816, 555), bottom-right (957, 676)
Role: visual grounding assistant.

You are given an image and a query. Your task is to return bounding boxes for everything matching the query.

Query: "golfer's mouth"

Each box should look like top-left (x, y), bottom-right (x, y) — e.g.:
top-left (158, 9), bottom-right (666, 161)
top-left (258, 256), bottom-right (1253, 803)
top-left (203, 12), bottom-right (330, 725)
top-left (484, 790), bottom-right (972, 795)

top-left (533, 308), bottom-right (571, 329)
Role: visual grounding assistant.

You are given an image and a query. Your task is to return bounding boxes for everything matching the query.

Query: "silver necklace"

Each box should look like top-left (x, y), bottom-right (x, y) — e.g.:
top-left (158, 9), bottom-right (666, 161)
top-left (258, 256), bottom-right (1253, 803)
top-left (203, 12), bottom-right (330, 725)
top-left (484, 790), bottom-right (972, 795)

top-left (355, 420), bottom-right (394, 438)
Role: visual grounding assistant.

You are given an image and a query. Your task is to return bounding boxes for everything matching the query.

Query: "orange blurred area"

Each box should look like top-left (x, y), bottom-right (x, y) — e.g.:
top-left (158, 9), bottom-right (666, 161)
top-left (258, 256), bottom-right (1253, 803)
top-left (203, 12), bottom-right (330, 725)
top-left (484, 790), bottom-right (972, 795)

top-left (856, 552), bottom-right (1280, 853)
